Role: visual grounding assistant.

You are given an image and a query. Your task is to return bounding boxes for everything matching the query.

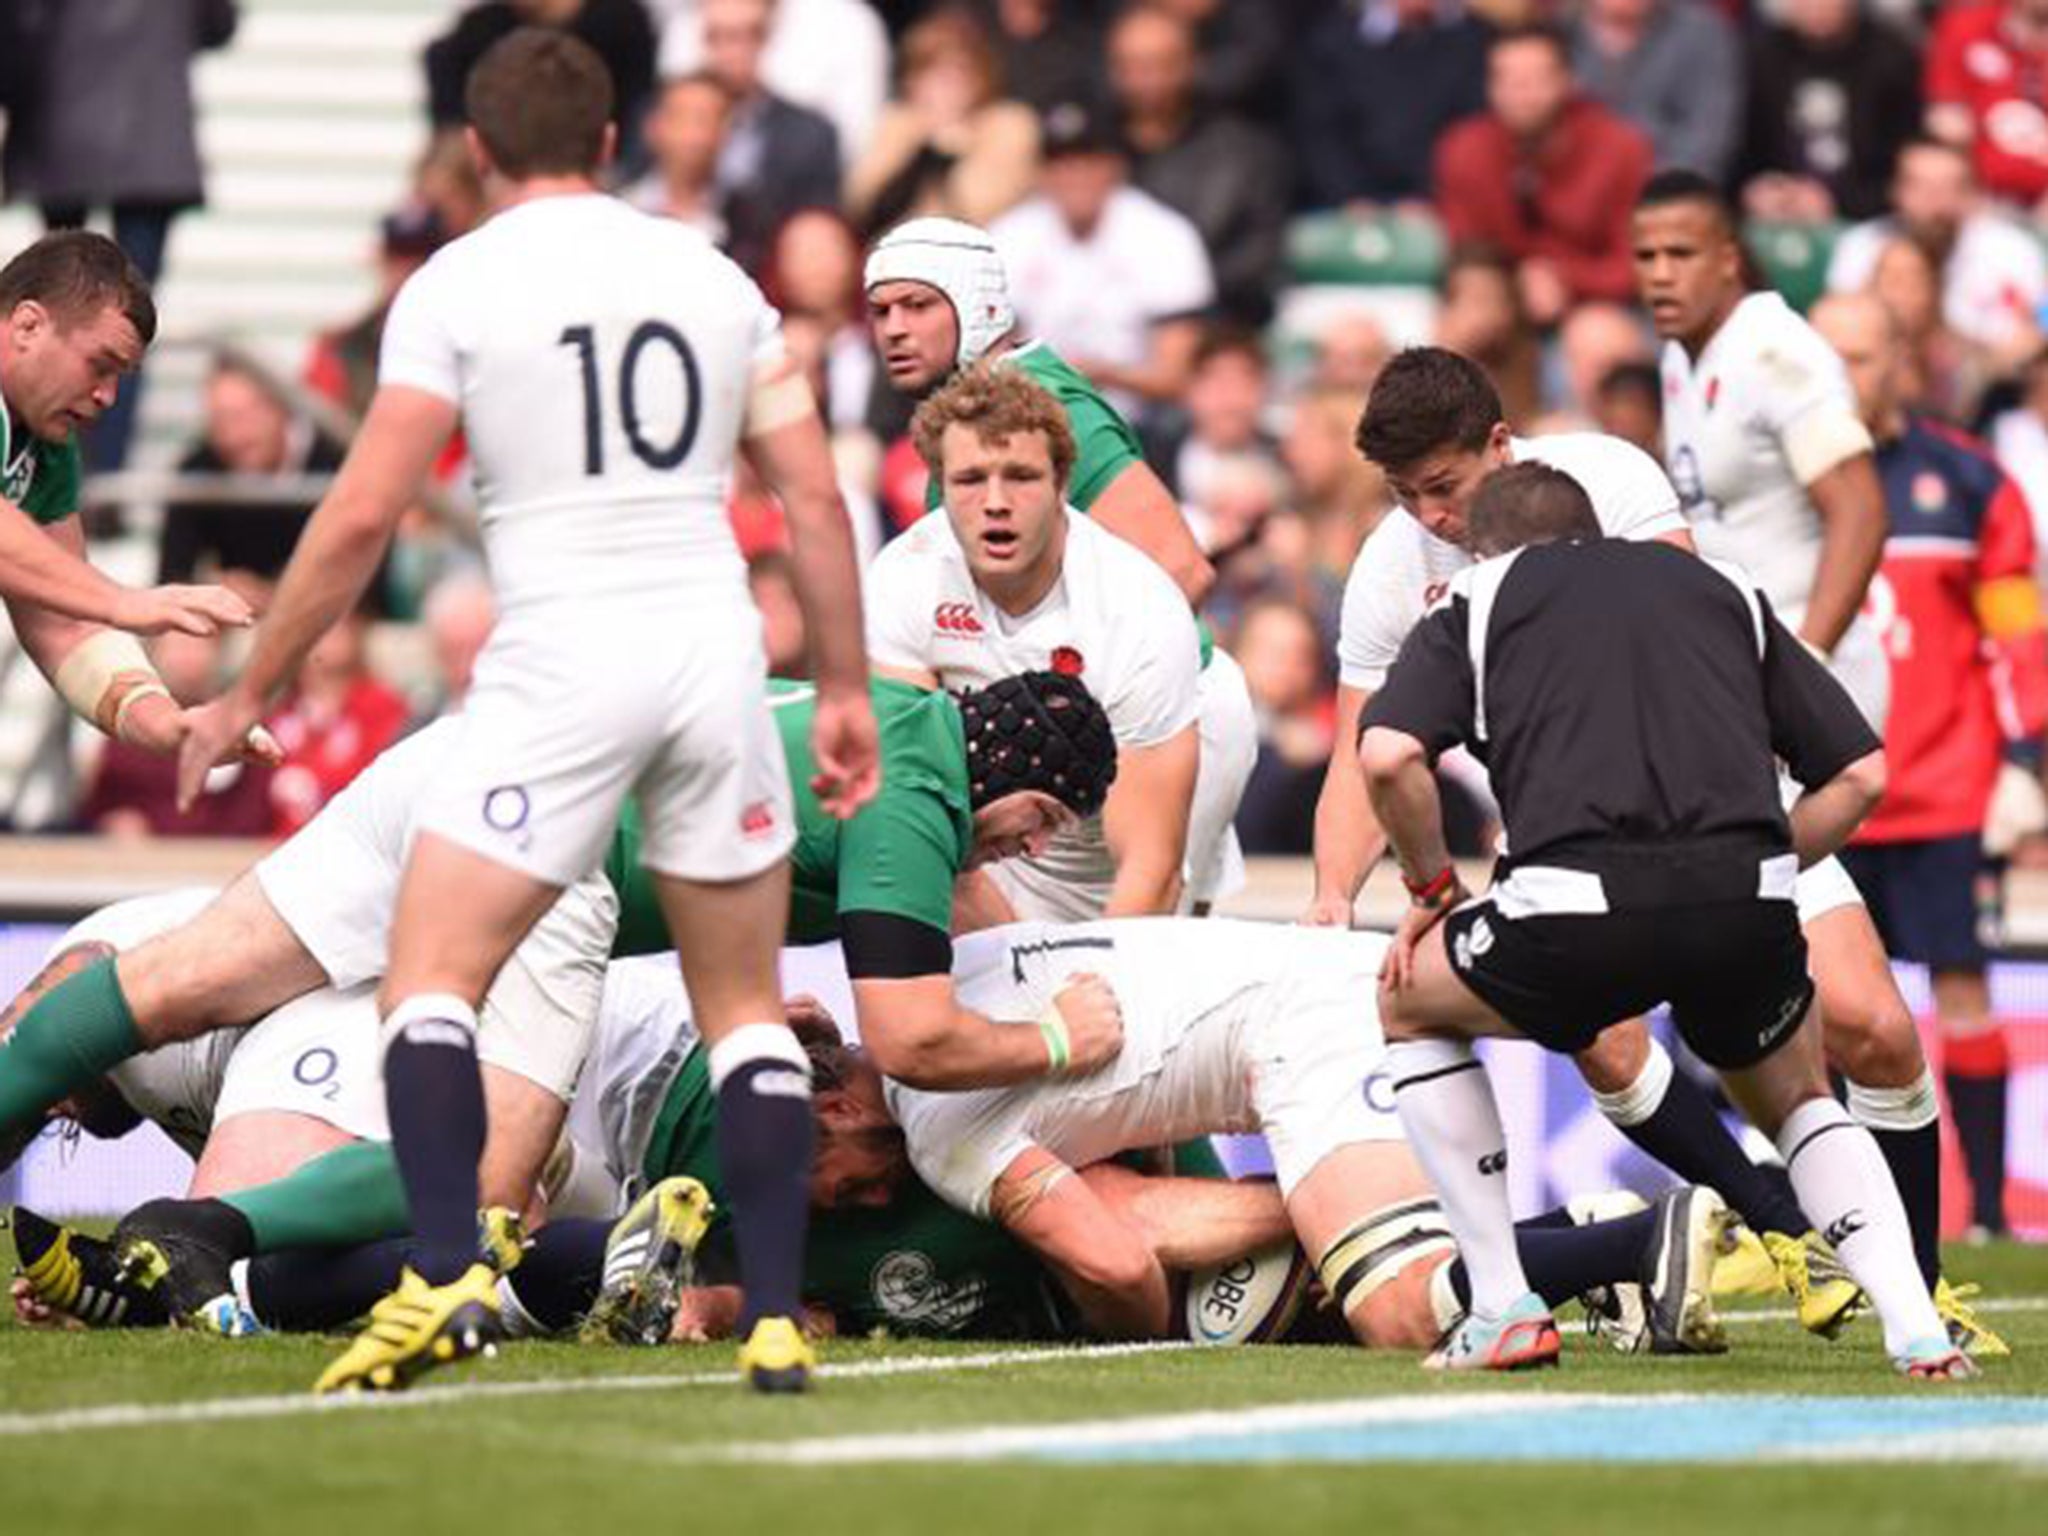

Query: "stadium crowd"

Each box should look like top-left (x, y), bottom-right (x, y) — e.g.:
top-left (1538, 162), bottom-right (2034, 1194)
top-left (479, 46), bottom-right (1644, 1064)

top-left (0, 0), bottom-right (2038, 1384)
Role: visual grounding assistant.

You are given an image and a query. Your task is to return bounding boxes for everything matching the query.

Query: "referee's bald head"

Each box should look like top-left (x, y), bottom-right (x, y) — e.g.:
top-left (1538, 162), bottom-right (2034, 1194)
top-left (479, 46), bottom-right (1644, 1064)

top-left (1467, 462), bottom-right (1600, 558)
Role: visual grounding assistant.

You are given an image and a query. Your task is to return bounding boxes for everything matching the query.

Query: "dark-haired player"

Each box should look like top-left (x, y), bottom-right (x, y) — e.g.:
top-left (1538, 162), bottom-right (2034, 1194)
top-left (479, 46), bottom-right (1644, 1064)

top-left (1634, 171), bottom-right (2002, 1354)
top-left (0, 231), bottom-right (257, 753)
top-left (1302, 346), bottom-right (1859, 1327)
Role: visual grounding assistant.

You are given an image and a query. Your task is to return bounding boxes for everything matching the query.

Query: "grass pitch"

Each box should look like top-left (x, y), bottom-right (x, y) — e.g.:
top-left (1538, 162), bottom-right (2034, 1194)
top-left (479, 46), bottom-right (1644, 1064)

top-left (2, 1234), bottom-right (2043, 1535)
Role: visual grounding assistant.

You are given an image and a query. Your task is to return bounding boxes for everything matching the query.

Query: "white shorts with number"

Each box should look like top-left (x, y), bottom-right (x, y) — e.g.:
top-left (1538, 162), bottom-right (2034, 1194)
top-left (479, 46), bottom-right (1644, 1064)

top-left (1185, 650), bottom-right (1256, 910)
top-left (1239, 966), bottom-right (1405, 1197)
top-left (256, 715), bottom-right (622, 1100)
top-left (415, 607), bottom-right (795, 888)
top-left (213, 984), bottom-right (389, 1140)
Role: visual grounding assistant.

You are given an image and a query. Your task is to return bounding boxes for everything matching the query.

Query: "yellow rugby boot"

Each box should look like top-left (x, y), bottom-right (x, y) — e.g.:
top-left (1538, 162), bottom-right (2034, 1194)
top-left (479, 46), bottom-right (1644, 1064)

top-left (583, 1177), bottom-right (715, 1346)
top-left (1935, 1277), bottom-right (2011, 1358)
top-left (314, 1263), bottom-right (502, 1395)
top-left (737, 1314), bottom-right (815, 1393)
top-left (1763, 1229), bottom-right (1865, 1339)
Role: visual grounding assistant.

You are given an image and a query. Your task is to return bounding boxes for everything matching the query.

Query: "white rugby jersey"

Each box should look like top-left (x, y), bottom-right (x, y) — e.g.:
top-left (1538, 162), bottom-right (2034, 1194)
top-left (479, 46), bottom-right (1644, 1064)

top-left (884, 919), bottom-right (1387, 1217)
top-left (563, 953), bottom-right (703, 1195)
top-left (865, 509), bottom-right (1201, 913)
top-left (378, 194), bottom-right (780, 616)
top-left (55, 889), bottom-right (242, 1160)
top-left (1337, 433), bottom-right (1686, 692)
top-left (1659, 291), bottom-right (1871, 622)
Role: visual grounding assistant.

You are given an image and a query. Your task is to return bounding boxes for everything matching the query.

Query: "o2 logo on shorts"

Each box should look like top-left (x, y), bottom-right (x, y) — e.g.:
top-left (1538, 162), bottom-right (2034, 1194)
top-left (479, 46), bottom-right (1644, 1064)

top-left (293, 1047), bottom-right (343, 1103)
top-left (483, 784), bottom-right (533, 851)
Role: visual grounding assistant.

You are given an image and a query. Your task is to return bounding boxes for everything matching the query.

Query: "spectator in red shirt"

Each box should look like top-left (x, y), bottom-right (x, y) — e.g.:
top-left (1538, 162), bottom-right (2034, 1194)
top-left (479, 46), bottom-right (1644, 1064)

top-left (1927, 0), bottom-right (2048, 210)
top-left (265, 614), bottom-right (411, 837)
top-left (1433, 25), bottom-right (1654, 328)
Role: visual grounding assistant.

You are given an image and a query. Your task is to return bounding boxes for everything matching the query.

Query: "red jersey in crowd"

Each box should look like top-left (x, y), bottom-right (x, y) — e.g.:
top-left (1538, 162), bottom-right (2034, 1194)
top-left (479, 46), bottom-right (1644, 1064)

top-left (1857, 416), bottom-right (2048, 843)
top-left (266, 677), bottom-right (412, 836)
top-left (1927, 4), bottom-right (2048, 206)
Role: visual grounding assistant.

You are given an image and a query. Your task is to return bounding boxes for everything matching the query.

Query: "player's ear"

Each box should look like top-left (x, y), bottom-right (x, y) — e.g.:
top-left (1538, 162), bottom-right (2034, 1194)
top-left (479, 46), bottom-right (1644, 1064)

top-left (461, 125), bottom-right (494, 184)
top-left (597, 120), bottom-right (619, 174)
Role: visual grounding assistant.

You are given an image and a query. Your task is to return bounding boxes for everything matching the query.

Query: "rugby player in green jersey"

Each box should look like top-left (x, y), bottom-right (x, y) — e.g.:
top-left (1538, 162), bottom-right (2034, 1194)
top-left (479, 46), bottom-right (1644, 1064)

top-left (0, 231), bottom-right (258, 751)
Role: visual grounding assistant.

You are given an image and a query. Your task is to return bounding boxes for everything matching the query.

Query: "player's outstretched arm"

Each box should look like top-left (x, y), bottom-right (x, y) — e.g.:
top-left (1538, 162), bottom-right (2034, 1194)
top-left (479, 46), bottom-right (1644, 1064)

top-left (1799, 453), bottom-right (1887, 654)
top-left (1078, 1161), bottom-right (1293, 1269)
top-left (1088, 460), bottom-right (1215, 606)
top-left (0, 501), bottom-right (250, 637)
top-left (992, 1144), bottom-right (1172, 1341)
top-left (1101, 728), bottom-right (1197, 916)
top-left (176, 385), bottom-right (455, 808)
top-left (1359, 724), bottom-right (1463, 989)
top-left (852, 969), bottom-right (1122, 1089)
top-left (1788, 748), bottom-right (1887, 866)
top-left (1306, 684), bottom-right (1389, 925)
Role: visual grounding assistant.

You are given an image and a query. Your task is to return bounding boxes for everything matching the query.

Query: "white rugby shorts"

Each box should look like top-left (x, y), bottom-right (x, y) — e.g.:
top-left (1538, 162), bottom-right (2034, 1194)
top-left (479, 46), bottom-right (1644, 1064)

top-left (416, 608), bottom-right (794, 887)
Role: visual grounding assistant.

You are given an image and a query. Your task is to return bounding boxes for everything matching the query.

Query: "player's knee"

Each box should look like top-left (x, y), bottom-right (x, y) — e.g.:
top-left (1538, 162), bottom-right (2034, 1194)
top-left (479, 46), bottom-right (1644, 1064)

top-left (1317, 1197), bottom-right (1459, 1352)
top-left (1573, 1020), bottom-right (1650, 1095)
top-left (1823, 993), bottom-right (1924, 1085)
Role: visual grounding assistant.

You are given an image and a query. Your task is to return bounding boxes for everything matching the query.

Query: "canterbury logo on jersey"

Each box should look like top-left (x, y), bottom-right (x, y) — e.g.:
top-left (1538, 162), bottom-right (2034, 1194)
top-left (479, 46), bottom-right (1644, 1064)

top-left (933, 602), bottom-right (984, 635)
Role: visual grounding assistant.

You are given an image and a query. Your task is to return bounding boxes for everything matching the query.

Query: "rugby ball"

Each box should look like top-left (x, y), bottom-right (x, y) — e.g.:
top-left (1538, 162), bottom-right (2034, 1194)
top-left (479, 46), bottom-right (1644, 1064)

top-left (1181, 1239), bottom-right (1315, 1346)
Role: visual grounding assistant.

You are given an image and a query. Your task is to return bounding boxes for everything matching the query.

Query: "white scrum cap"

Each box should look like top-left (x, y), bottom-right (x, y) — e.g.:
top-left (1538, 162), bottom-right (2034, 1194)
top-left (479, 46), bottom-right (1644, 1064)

top-left (863, 216), bottom-right (1016, 369)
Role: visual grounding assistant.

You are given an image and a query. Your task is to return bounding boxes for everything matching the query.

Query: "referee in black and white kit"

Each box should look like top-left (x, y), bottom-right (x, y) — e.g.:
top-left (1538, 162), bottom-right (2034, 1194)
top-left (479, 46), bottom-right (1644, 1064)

top-left (1359, 461), bottom-right (1972, 1381)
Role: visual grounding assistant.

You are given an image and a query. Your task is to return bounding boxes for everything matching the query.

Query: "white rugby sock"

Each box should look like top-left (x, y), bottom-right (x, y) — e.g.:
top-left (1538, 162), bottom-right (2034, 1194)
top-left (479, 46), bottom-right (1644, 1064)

top-left (1388, 1039), bottom-right (1529, 1317)
top-left (1590, 1037), bottom-right (1674, 1127)
top-left (1776, 1097), bottom-right (1944, 1355)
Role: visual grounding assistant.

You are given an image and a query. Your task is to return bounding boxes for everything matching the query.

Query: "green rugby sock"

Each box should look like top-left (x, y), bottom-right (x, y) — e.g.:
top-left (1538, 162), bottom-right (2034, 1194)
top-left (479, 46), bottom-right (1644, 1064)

top-left (0, 958), bottom-right (142, 1142)
top-left (221, 1140), bottom-right (411, 1253)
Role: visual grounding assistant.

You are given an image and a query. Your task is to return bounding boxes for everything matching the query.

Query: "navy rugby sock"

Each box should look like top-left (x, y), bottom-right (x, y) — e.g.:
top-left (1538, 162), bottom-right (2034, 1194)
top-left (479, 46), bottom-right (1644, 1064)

top-left (1447, 1210), bottom-right (1659, 1310)
top-left (712, 1027), bottom-right (814, 1329)
top-left (245, 1240), bottom-right (411, 1331)
top-left (502, 1219), bottom-right (611, 1334)
top-left (383, 995), bottom-right (488, 1285)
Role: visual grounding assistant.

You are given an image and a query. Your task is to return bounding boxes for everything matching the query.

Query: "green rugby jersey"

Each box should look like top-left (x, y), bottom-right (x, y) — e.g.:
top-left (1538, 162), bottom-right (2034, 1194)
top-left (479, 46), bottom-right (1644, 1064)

top-left (606, 676), bottom-right (974, 957)
top-left (1, 408), bottom-right (81, 525)
top-left (922, 341), bottom-right (1144, 515)
top-left (640, 1044), bottom-right (1071, 1339)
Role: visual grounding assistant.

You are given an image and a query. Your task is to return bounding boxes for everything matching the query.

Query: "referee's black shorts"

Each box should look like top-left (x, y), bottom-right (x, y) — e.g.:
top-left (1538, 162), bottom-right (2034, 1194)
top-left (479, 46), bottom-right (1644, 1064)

top-left (1441, 897), bottom-right (1815, 1070)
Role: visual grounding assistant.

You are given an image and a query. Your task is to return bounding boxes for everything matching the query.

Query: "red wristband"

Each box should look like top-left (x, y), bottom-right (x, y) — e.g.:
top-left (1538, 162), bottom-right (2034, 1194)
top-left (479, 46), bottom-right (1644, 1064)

top-left (1402, 866), bottom-right (1458, 905)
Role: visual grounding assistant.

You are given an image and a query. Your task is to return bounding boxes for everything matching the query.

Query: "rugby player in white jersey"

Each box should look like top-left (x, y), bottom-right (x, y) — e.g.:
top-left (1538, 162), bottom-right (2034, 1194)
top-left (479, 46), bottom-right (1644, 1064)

top-left (826, 918), bottom-right (1729, 1355)
top-left (1303, 346), bottom-right (1862, 1327)
top-left (864, 220), bottom-right (1257, 916)
top-left (176, 32), bottom-right (878, 1395)
top-left (866, 366), bottom-right (1253, 924)
top-left (1633, 170), bottom-right (1999, 1353)
top-left (3, 885), bottom-right (605, 1332)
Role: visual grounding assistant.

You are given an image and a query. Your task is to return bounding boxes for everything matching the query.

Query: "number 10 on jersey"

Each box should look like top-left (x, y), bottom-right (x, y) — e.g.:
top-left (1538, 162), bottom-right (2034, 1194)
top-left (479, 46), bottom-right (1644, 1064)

top-left (559, 322), bottom-right (703, 476)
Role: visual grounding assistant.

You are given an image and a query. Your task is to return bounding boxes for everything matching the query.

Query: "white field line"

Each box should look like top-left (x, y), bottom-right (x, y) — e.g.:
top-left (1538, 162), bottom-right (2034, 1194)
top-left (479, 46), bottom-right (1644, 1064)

top-left (677, 1391), bottom-right (2048, 1468)
top-left (0, 1341), bottom-right (1185, 1441)
top-left (1720, 1296), bottom-right (2048, 1326)
top-left (678, 1391), bottom-right (1652, 1465)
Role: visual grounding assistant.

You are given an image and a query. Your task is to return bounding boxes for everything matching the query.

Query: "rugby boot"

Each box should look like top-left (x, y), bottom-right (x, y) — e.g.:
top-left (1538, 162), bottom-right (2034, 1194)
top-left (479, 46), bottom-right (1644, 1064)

top-left (1640, 1186), bottom-right (1732, 1355)
top-left (313, 1263), bottom-right (502, 1395)
top-left (1762, 1229), bottom-right (1865, 1338)
top-left (1935, 1277), bottom-right (2011, 1359)
top-left (1710, 1222), bottom-right (1785, 1298)
top-left (9, 1207), bottom-right (165, 1328)
top-left (112, 1198), bottom-right (247, 1327)
top-left (1425, 1290), bottom-right (1561, 1372)
top-left (1894, 1335), bottom-right (1981, 1382)
top-left (737, 1314), bottom-right (815, 1393)
top-left (583, 1176), bottom-right (715, 1346)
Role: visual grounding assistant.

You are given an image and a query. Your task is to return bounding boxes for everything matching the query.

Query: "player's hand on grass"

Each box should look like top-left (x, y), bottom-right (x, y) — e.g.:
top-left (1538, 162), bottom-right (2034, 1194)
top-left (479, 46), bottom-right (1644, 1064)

top-left (810, 685), bottom-right (881, 820)
top-left (174, 689), bottom-right (265, 812)
top-left (109, 582), bottom-right (253, 638)
top-left (669, 1284), bottom-right (744, 1343)
top-left (10, 1277), bottom-right (82, 1331)
top-left (1053, 971), bottom-right (1124, 1073)
top-left (1382, 876), bottom-right (1467, 991)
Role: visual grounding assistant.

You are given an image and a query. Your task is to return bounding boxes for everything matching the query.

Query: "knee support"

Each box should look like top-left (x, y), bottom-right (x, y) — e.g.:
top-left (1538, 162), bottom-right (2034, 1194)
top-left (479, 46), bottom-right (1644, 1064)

top-left (1315, 1196), bottom-right (1459, 1319)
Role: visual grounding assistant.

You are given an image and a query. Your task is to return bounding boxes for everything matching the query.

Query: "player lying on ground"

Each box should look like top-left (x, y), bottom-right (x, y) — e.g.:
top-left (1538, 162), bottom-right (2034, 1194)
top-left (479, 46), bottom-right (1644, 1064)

top-left (0, 667), bottom-right (1124, 1217)
top-left (1362, 464), bottom-right (1972, 1379)
top-left (17, 939), bottom-right (1725, 1362)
